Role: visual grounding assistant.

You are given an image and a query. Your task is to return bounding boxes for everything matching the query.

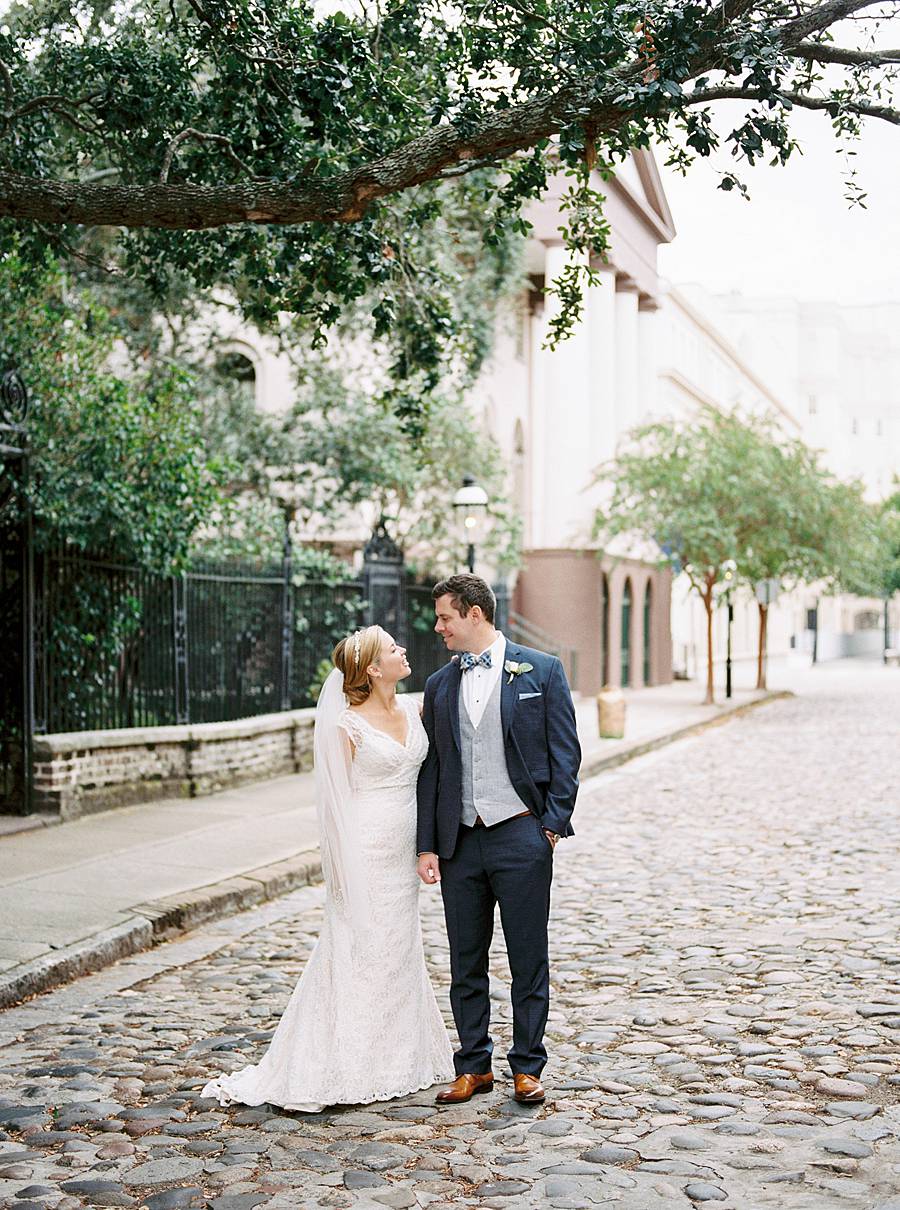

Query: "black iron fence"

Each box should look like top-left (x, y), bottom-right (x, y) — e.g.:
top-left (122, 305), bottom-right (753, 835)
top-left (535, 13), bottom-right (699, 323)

top-left (0, 368), bottom-right (33, 813)
top-left (28, 545), bottom-right (453, 736)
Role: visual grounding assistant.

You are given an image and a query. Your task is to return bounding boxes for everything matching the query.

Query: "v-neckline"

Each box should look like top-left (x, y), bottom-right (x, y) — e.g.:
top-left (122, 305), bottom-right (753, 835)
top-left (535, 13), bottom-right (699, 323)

top-left (351, 701), bottom-right (411, 750)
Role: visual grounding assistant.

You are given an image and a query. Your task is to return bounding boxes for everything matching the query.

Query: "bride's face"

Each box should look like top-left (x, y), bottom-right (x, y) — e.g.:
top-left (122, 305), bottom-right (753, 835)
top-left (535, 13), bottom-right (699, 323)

top-left (374, 632), bottom-right (411, 685)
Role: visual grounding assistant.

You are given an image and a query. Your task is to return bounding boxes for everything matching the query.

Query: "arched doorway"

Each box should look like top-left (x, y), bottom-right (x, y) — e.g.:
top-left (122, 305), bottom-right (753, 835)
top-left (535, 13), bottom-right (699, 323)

top-left (621, 579), bottom-right (632, 687)
top-left (643, 580), bottom-right (653, 686)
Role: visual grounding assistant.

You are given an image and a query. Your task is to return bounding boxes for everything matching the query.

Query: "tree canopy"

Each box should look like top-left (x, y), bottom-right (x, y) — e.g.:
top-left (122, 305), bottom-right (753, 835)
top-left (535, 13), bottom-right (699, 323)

top-left (0, 249), bottom-right (227, 571)
top-left (2, 0), bottom-right (898, 391)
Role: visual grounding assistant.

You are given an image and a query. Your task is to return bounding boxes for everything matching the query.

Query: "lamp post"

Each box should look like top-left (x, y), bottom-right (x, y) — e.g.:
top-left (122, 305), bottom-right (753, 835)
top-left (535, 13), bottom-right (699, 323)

top-left (453, 475), bottom-right (489, 573)
top-left (278, 502), bottom-right (295, 711)
top-left (266, 470), bottom-right (302, 713)
top-left (884, 594), bottom-right (891, 665)
top-left (722, 560), bottom-right (737, 700)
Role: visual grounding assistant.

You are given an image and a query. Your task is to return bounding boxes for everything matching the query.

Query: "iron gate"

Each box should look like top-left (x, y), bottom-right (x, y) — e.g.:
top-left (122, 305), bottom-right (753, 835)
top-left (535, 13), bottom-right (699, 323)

top-left (0, 369), bottom-right (33, 814)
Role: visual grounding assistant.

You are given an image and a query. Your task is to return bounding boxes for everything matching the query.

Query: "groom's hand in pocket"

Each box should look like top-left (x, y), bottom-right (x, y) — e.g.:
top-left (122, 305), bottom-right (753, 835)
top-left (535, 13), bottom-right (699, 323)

top-left (417, 852), bottom-right (440, 885)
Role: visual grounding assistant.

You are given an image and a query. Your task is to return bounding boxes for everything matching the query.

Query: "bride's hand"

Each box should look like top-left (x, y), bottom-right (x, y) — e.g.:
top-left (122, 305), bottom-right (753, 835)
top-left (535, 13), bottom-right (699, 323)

top-left (417, 852), bottom-right (440, 885)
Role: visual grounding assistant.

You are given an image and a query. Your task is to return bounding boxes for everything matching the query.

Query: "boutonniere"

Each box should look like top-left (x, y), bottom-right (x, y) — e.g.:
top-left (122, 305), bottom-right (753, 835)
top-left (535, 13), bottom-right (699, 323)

top-left (504, 659), bottom-right (534, 684)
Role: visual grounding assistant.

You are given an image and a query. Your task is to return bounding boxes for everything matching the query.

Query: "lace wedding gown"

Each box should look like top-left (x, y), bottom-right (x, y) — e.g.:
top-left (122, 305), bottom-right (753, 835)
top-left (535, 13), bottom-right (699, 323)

top-left (202, 694), bottom-right (454, 1111)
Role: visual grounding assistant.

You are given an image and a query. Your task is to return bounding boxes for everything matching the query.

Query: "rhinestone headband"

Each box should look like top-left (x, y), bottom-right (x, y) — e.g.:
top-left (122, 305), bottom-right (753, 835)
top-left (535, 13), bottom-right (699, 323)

top-left (353, 630), bottom-right (362, 665)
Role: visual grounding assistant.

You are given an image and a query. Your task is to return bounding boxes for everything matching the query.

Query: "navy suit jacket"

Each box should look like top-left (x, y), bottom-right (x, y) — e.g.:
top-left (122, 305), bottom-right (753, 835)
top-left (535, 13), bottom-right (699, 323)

top-left (416, 640), bottom-right (581, 860)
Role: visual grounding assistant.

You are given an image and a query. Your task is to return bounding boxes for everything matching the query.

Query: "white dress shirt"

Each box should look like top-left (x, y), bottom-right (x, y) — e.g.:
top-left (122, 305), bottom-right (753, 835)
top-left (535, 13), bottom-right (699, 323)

top-left (461, 631), bottom-right (506, 729)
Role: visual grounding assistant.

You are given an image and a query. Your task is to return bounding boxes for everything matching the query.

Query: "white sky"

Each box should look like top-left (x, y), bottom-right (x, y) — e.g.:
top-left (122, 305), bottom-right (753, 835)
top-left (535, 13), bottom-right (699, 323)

top-left (657, 106), bottom-right (900, 305)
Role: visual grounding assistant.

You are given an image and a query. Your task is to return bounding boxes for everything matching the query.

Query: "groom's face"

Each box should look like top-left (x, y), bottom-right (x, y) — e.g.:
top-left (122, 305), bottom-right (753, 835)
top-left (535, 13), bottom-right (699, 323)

top-left (434, 594), bottom-right (477, 652)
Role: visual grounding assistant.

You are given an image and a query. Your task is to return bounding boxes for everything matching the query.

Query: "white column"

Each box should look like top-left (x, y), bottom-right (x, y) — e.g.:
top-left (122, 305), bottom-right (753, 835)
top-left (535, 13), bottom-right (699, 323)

top-left (540, 243), bottom-right (592, 546)
top-left (528, 290), bottom-right (548, 549)
top-left (637, 298), bottom-right (659, 424)
top-left (588, 264), bottom-right (618, 465)
top-left (615, 279), bottom-right (640, 439)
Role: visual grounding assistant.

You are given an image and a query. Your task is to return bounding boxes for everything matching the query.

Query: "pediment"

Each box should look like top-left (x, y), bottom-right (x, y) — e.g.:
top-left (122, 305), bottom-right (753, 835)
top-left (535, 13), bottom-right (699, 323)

top-left (610, 148), bottom-right (677, 244)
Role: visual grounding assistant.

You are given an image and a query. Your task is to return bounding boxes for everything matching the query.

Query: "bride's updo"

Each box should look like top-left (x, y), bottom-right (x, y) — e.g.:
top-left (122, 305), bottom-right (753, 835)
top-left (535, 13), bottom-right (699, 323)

top-left (332, 625), bottom-right (384, 705)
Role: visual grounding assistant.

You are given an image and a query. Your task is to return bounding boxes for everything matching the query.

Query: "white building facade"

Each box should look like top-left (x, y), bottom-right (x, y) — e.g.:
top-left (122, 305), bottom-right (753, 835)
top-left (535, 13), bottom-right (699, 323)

top-left (470, 152), bottom-right (679, 695)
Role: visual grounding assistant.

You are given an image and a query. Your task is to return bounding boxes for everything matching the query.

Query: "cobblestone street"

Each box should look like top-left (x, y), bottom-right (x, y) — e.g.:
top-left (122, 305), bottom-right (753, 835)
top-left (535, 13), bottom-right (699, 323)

top-left (2, 663), bottom-right (899, 1210)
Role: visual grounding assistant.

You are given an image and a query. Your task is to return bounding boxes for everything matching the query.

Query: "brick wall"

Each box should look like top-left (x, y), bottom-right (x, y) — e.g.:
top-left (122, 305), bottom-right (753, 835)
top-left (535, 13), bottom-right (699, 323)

top-left (32, 709), bottom-right (316, 820)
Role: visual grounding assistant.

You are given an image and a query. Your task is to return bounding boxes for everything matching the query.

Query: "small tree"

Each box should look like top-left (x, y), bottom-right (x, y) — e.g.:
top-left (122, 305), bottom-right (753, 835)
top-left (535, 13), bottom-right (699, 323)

top-left (877, 490), bottom-right (900, 604)
top-left (737, 440), bottom-right (871, 688)
top-left (838, 486), bottom-right (900, 655)
top-left (594, 406), bottom-right (781, 704)
top-left (875, 491), bottom-right (900, 655)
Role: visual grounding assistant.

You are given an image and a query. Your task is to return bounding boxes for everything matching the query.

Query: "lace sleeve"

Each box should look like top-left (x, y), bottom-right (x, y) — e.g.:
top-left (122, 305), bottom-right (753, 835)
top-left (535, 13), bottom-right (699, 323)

top-left (338, 708), bottom-right (365, 750)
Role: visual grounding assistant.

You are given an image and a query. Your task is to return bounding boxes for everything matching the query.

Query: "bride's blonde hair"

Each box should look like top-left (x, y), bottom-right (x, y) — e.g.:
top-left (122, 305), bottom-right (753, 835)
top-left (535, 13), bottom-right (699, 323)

top-left (332, 626), bottom-right (384, 706)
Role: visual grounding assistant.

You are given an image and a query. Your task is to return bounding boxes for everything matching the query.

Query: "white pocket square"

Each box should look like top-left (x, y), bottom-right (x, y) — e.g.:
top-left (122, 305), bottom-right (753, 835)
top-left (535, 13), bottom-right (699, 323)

top-left (518, 691), bottom-right (542, 700)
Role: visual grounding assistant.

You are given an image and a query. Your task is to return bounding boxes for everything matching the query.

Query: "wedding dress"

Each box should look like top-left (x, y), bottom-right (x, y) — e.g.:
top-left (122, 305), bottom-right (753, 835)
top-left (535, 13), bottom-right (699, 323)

top-left (201, 693), bottom-right (454, 1111)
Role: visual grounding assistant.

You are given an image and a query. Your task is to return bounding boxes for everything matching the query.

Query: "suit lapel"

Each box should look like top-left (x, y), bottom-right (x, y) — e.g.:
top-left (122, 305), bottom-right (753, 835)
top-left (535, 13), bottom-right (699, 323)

top-left (447, 660), bottom-right (462, 752)
top-left (500, 640), bottom-right (519, 737)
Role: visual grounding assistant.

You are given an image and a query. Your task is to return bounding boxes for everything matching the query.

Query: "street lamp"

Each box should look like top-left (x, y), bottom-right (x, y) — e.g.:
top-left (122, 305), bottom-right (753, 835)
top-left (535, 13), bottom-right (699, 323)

top-left (883, 593), bottom-right (892, 665)
top-left (722, 560), bottom-right (737, 700)
top-left (453, 475), bottom-right (489, 573)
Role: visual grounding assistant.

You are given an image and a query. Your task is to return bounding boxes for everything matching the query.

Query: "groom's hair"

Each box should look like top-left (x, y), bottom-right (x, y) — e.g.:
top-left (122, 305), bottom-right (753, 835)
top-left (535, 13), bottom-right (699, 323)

top-left (432, 573), bottom-right (495, 623)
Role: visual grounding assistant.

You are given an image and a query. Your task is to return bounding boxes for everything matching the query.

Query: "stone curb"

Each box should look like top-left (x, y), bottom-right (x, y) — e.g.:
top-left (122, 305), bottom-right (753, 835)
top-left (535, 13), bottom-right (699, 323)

top-left (0, 690), bottom-right (788, 1010)
top-left (579, 688), bottom-right (793, 780)
top-left (0, 849), bottom-right (322, 1011)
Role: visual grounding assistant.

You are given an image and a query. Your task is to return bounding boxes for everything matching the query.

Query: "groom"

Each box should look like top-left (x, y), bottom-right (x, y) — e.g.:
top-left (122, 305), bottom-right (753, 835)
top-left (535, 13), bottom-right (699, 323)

top-left (417, 573), bottom-right (580, 1105)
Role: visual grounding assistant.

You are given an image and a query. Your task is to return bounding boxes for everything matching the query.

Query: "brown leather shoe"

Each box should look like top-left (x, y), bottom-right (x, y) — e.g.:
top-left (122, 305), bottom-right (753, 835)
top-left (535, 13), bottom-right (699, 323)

top-left (513, 1073), bottom-right (545, 1103)
top-left (435, 1072), bottom-right (494, 1104)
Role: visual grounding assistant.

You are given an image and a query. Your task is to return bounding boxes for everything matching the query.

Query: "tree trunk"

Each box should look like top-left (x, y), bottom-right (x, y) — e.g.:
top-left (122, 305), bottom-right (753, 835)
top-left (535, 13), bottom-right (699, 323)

top-left (757, 602), bottom-right (768, 690)
top-left (703, 581), bottom-right (715, 705)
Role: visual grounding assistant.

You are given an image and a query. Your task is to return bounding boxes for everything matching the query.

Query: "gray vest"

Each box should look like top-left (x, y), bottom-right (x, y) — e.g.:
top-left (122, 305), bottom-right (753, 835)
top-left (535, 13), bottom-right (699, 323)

top-left (460, 674), bottom-right (527, 826)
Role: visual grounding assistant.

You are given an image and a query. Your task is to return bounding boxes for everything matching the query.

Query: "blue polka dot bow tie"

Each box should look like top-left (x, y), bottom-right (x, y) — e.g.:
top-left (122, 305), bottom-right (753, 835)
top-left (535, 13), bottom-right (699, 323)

top-left (460, 650), bottom-right (493, 672)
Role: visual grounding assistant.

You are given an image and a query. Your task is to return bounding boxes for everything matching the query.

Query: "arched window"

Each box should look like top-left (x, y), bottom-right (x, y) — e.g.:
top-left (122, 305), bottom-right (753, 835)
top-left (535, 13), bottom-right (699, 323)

top-left (643, 580), bottom-right (653, 686)
top-left (621, 579), bottom-right (633, 687)
top-left (213, 347), bottom-right (258, 415)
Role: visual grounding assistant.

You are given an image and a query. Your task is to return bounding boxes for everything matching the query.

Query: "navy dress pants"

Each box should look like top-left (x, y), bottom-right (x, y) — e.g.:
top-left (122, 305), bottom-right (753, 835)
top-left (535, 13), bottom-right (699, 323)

top-left (439, 812), bottom-right (553, 1077)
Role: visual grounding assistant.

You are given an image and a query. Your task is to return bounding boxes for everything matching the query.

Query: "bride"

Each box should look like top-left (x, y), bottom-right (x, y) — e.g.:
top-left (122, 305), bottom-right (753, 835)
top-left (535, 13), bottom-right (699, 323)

top-left (202, 625), bottom-right (454, 1111)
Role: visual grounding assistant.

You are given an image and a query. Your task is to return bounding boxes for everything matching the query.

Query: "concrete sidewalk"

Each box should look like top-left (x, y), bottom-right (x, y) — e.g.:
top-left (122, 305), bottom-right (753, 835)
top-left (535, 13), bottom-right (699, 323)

top-left (0, 661), bottom-right (792, 1007)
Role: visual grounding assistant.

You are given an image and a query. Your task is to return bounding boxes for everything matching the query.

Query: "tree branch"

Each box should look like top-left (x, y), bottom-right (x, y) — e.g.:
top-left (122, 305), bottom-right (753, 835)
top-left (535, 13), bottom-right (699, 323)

top-left (789, 39), bottom-right (900, 65)
top-left (1, 86), bottom-right (106, 137)
top-left (11, 89), bottom-right (105, 120)
top-left (0, 86), bottom-right (619, 228)
top-left (159, 128), bottom-right (256, 184)
top-left (685, 84), bottom-right (900, 125)
top-left (0, 59), bottom-right (12, 113)
top-left (778, 0), bottom-right (896, 46)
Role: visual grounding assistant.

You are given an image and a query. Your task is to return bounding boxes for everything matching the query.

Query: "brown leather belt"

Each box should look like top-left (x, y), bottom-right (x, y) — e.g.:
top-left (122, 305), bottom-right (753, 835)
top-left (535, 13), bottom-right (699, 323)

top-left (472, 810), bottom-right (533, 828)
